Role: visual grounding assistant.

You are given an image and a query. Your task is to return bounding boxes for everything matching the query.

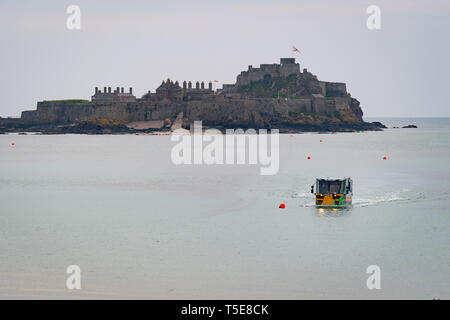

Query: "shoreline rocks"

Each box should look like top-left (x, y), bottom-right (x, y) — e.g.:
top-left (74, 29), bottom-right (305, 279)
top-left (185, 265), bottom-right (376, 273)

top-left (0, 119), bottom-right (385, 135)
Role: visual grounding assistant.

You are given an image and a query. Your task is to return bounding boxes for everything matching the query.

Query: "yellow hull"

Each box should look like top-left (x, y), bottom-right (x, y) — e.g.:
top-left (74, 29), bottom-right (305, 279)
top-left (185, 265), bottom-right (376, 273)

top-left (315, 193), bottom-right (352, 208)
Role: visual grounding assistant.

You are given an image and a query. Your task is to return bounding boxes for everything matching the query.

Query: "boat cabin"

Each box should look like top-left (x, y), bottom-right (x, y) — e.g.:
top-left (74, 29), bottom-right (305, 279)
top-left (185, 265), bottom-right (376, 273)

top-left (316, 178), bottom-right (352, 194)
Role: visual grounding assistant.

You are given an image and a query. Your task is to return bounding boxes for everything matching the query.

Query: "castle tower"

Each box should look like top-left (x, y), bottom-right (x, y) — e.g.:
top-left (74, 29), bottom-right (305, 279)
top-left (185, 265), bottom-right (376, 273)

top-left (129, 87), bottom-right (133, 94)
top-left (201, 81), bottom-right (205, 89)
top-left (104, 87), bottom-right (107, 93)
top-left (280, 58), bottom-right (296, 65)
top-left (208, 81), bottom-right (212, 90)
top-left (108, 87), bottom-right (111, 93)
top-left (188, 81), bottom-right (192, 89)
top-left (183, 81), bottom-right (187, 89)
top-left (95, 87), bottom-right (98, 94)
top-left (196, 81), bottom-right (200, 89)
top-left (279, 57), bottom-right (301, 77)
top-left (121, 87), bottom-right (124, 93)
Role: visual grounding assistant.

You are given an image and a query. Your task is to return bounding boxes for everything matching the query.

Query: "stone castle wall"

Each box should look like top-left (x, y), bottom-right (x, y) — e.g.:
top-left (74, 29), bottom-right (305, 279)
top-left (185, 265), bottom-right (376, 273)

top-left (324, 82), bottom-right (347, 97)
top-left (21, 94), bottom-right (358, 127)
top-left (21, 95), bottom-right (355, 126)
top-left (21, 100), bottom-right (176, 124)
top-left (22, 101), bottom-right (129, 124)
top-left (126, 101), bottom-right (177, 122)
top-left (185, 96), bottom-right (342, 127)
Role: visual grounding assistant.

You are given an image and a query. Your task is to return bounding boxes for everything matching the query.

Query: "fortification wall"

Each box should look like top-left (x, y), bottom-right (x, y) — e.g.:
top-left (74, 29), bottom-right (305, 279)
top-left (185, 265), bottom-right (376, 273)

top-left (186, 97), bottom-right (316, 127)
top-left (286, 98), bottom-right (313, 113)
top-left (318, 82), bottom-right (327, 96)
top-left (0, 117), bottom-right (22, 125)
top-left (126, 101), bottom-right (177, 122)
top-left (325, 82), bottom-right (347, 97)
top-left (21, 95), bottom-right (354, 127)
top-left (316, 81), bottom-right (347, 97)
top-left (333, 97), bottom-right (351, 111)
top-left (21, 100), bottom-right (177, 125)
top-left (279, 63), bottom-right (301, 77)
top-left (22, 101), bottom-right (130, 124)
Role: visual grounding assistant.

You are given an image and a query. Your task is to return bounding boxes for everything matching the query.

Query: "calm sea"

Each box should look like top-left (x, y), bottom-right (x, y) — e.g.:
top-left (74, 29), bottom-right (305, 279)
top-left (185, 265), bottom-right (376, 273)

top-left (0, 117), bottom-right (449, 299)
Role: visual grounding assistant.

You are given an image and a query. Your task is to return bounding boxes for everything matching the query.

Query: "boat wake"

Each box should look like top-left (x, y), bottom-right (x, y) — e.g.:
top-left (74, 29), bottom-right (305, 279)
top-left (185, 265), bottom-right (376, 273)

top-left (351, 190), bottom-right (426, 207)
top-left (292, 189), bottom-right (426, 208)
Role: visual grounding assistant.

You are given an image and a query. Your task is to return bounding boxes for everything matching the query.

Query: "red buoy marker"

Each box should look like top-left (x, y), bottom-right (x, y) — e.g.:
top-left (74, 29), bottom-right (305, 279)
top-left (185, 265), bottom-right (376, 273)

top-left (307, 156), bottom-right (311, 159)
top-left (279, 203), bottom-right (286, 209)
top-left (11, 142), bottom-right (15, 146)
top-left (320, 140), bottom-right (323, 142)
top-left (383, 156), bottom-right (387, 160)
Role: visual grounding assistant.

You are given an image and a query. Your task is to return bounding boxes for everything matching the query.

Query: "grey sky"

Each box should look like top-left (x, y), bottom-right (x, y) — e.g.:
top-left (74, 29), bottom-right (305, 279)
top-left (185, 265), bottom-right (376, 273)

top-left (0, 0), bottom-right (449, 117)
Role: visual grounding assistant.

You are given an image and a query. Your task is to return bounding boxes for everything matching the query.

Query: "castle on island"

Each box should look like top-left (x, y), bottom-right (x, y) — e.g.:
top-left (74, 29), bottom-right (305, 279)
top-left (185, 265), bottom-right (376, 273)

top-left (19, 57), bottom-right (363, 130)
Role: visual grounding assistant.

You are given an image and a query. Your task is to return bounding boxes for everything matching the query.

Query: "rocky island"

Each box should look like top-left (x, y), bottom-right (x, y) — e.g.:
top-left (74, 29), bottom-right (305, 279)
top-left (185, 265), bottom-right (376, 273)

top-left (0, 58), bottom-right (384, 134)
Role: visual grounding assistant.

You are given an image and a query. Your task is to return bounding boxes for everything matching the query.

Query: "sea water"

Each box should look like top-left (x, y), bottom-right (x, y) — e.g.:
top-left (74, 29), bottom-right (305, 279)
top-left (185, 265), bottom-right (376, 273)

top-left (0, 118), bottom-right (449, 299)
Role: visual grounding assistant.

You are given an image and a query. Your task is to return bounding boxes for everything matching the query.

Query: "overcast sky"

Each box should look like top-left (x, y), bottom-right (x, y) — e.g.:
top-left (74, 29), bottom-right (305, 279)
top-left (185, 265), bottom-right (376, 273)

top-left (0, 0), bottom-right (449, 117)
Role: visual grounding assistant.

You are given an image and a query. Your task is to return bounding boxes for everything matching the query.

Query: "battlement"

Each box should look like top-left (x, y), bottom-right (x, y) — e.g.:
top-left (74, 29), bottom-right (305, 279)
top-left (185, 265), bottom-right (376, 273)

top-left (92, 86), bottom-right (136, 103)
top-left (181, 80), bottom-right (214, 91)
top-left (150, 79), bottom-right (214, 102)
top-left (181, 80), bottom-right (214, 101)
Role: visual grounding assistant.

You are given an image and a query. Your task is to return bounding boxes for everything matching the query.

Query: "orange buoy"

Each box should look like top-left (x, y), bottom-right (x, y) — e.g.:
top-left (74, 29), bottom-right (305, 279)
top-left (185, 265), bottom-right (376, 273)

top-left (279, 203), bottom-right (286, 209)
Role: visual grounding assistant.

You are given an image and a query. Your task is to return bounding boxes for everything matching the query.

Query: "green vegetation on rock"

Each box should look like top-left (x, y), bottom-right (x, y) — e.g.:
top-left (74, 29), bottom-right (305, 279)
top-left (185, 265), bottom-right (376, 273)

top-left (43, 99), bottom-right (89, 103)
